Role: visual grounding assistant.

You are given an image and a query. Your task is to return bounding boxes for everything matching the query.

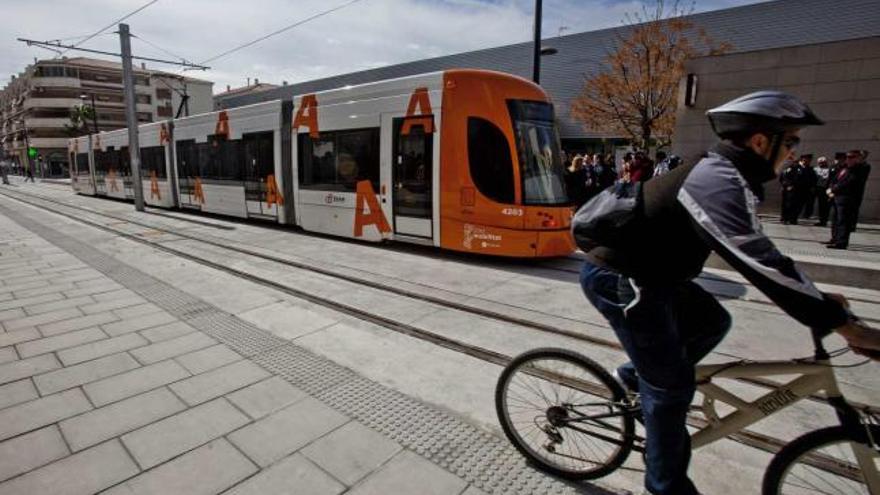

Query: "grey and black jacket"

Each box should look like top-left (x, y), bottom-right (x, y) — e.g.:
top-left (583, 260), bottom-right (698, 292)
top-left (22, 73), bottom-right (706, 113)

top-left (586, 143), bottom-right (850, 331)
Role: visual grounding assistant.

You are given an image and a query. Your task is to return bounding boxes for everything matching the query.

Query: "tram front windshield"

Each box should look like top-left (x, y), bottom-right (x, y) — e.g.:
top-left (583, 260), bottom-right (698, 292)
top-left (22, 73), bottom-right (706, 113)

top-left (508, 100), bottom-right (568, 206)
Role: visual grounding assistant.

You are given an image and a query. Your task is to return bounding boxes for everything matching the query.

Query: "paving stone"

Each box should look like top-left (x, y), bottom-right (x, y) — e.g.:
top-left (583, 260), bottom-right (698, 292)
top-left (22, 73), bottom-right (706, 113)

top-left (346, 451), bottom-right (468, 495)
top-left (0, 286), bottom-right (64, 310)
top-left (63, 282), bottom-right (123, 299)
top-left (228, 397), bottom-right (349, 468)
top-left (0, 388), bottom-right (92, 441)
top-left (0, 328), bottom-right (41, 347)
top-left (0, 379), bottom-right (39, 410)
top-left (0, 440), bottom-right (139, 495)
top-left (175, 344), bottom-right (241, 375)
top-left (83, 359), bottom-right (190, 407)
top-left (92, 288), bottom-right (139, 303)
top-left (121, 398), bottom-right (250, 469)
top-left (0, 346), bottom-right (17, 365)
top-left (112, 303), bottom-right (164, 320)
top-left (23, 296), bottom-right (94, 316)
top-left (225, 453), bottom-right (345, 495)
top-left (16, 327), bottom-right (107, 358)
top-left (57, 333), bottom-right (148, 366)
top-left (226, 376), bottom-right (308, 420)
top-left (51, 270), bottom-right (104, 285)
top-left (0, 426), bottom-right (69, 482)
top-left (79, 296), bottom-right (146, 315)
top-left (104, 438), bottom-right (257, 495)
top-left (130, 331), bottom-right (216, 365)
top-left (0, 308), bottom-right (25, 322)
top-left (101, 311), bottom-right (177, 336)
top-left (302, 421), bottom-right (403, 486)
top-left (11, 284), bottom-right (73, 300)
top-left (3, 307), bottom-right (82, 332)
top-left (60, 387), bottom-right (187, 452)
top-left (0, 353), bottom-right (60, 386)
top-left (39, 311), bottom-right (118, 337)
top-left (34, 353), bottom-right (140, 396)
top-left (139, 321), bottom-right (196, 343)
top-left (0, 280), bottom-right (50, 297)
top-left (169, 359), bottom-right (270, 406)
top-left (0, 292), bottom-right (12, 303)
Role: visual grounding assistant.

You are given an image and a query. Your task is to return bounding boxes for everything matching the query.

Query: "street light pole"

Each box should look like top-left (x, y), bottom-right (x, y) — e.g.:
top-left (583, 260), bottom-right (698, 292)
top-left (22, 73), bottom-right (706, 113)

top-left (532, 0), bottom-right (543, 84)
top-left (119, 23), bottom-right (145, 212)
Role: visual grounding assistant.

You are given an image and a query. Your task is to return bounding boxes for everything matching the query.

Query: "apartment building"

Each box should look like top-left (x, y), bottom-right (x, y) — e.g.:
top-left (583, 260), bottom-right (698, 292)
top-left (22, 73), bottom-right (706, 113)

top-left (0, 57), bottom-right (212, 177)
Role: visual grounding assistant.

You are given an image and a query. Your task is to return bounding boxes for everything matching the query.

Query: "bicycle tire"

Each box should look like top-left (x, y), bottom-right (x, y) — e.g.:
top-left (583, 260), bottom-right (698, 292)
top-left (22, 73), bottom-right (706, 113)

top-left (495, 347), bottom-right (635, 480)
top-left (762, 425), bottom-right (880, 494)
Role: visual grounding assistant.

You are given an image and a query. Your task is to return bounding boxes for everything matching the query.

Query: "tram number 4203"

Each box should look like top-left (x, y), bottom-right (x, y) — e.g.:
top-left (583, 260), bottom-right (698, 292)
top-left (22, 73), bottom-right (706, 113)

top-left (501, 208), bottom-right (524, 217)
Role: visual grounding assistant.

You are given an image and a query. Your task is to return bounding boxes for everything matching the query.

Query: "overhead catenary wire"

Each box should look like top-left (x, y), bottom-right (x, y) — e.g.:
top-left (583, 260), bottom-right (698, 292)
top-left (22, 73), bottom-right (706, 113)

top-left (133, 33), bottom-right (193, 65)
top-left (59, 0), bottom-right (160, 57)
top-left (195, 0), bottom-right (366, 66)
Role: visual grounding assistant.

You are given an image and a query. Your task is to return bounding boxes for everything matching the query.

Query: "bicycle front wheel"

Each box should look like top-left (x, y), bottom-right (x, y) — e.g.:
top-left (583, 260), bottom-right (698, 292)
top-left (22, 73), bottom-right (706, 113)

top-left (495, 348), bottom-right (635, 480)
top-left (763, 425), bottom-right (880, 494)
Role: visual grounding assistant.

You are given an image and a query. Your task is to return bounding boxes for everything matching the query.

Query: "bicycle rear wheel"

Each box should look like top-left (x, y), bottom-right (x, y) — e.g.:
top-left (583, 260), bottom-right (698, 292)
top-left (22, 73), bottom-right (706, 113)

top-left (762, 425), bottom-right (880, 494)
top-left (495, 348), bottom-right (635, 480)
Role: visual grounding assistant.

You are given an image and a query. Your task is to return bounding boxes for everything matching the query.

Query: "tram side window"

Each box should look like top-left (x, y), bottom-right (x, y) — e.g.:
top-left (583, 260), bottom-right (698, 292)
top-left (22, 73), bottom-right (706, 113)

top-left (298, 128), bottom-right (380, 192)
top-left (140, 146), bottom-right (167, 178)
top-left (467, 117), bottom-right (515, 204)
top-left (197, 134), bottom-right (243, 181)
top-left (76, 153), bottom-right (89, 174)
top-left (243, 131), bottom-right (274, 179)
top-left (118, 147), bottom-right (131, 176)
top-left (176, 139), bottom-right (198, 177)
top-left (94, 149), bottom-right (112, 173)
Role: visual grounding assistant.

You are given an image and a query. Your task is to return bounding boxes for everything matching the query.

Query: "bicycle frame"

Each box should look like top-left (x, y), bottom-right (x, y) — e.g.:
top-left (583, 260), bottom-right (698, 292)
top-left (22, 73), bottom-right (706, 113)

top-left (692, 357), bottom-right (880, 489)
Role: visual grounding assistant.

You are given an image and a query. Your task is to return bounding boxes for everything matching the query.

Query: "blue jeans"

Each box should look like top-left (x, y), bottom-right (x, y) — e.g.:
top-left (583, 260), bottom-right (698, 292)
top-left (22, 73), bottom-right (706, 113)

top-left (579, 261), bottom-right (730, 495)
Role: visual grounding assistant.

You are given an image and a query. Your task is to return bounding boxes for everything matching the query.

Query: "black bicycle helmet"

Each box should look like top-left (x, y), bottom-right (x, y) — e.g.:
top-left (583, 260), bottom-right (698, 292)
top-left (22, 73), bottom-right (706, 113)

top-left (706, 91), bottom-right (824, 138)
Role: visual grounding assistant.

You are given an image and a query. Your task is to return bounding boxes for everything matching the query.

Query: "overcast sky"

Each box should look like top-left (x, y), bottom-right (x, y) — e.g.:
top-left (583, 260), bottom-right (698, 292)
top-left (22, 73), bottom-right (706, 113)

top-left (3, 0), bottom-right (766, 93)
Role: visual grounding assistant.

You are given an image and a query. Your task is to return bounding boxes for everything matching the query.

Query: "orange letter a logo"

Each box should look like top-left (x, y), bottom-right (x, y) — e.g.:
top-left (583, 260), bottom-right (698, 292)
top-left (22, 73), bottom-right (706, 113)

top-left (265, 174), bottom-right (283, 207)
top-left (354, 180), bottom-right (391, 237)
top-left (401, 87), bottom-right (434, 136)
top-left (293, 94), bottom-right (319, 138)
top-left (193, 177), bottom-right (205, 204)
top-left (150, 170), bottom-right (161, 200)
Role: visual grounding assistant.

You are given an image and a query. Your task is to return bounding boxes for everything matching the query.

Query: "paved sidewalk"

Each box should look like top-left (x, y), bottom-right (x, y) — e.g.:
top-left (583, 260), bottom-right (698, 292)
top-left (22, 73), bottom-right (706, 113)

top-left (0, 201), bottom-right (611, 494)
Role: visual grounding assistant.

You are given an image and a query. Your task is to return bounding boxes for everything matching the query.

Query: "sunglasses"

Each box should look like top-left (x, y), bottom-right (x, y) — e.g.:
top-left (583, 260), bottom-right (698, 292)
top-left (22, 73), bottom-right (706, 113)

top-left (782, 136), bottom-right (801, 151)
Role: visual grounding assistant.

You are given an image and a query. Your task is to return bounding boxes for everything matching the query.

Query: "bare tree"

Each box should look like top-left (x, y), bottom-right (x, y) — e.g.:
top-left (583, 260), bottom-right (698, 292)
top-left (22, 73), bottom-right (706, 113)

top-left (571, 1), bottom-right (730, 150)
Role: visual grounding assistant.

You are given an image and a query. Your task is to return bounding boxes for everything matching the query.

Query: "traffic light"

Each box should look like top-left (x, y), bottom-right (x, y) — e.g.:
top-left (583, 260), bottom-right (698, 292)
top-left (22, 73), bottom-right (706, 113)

top-left (27, 147), bottom-right (37, 158)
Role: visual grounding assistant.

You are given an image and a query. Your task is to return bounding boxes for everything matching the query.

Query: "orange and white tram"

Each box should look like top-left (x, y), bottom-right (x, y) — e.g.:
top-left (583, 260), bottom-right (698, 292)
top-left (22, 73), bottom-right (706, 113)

top-left (69, 69), bottom-right (575, 258)
top-left (92, 127), bottom-right (133, 201)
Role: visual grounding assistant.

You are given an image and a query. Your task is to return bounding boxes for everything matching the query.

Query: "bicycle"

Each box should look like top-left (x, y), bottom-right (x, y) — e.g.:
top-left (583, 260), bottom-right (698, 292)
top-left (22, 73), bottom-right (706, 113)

top-left (495, 327), bottom-right (879, 494)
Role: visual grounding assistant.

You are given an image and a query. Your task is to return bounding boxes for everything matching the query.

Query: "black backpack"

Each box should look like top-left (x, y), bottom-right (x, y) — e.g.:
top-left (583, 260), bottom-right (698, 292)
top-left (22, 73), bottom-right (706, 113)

top-left (571, 181), bottom-right (645, 252)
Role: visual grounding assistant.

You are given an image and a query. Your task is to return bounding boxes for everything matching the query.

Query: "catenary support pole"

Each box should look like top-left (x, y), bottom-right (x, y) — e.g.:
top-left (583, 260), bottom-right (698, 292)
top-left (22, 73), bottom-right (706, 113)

top-left (119, 23), bottom-right (145, 212)
top-left (532, 0), bottom-right (543, 84)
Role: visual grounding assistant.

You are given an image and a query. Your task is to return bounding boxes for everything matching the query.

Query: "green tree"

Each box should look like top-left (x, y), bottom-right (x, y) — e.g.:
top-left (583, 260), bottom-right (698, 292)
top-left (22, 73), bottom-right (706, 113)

top-left (65, 105), bottom-right (96, 137)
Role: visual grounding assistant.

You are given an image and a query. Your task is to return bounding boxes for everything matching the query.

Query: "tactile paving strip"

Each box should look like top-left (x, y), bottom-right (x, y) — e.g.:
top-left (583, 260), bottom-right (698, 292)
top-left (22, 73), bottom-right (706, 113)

top-left (0, 200), bottom-right (612, 495)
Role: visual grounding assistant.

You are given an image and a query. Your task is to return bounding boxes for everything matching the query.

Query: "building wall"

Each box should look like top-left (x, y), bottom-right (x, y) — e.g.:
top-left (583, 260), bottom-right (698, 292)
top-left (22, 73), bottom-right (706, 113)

top-left (0, 58), bottom-right (212, 177)
top-left (672, 36), bottom-right (880, 221)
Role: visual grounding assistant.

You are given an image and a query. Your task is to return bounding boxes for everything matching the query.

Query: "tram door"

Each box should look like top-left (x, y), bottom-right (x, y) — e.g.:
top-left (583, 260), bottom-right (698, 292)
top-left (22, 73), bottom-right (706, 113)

top-left (390, 116), bottom-right (433, 239)
top-left (175, 139), bottom-right (199, 208)
top-left (243, 131), bottom-right (277, 219)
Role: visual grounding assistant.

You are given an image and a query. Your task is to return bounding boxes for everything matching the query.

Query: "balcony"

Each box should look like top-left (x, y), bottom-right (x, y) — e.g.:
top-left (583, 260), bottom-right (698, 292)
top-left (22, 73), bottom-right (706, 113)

top-left (24, 117), bottom-right (71, 128)
top-left (24, 98), bottom-right (81, 109)
top-left (32, 77), bottom-right (82, 89)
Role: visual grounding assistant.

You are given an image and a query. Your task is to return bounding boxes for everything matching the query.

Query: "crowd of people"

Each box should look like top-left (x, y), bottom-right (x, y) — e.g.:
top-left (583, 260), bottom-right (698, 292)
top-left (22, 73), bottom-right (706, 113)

top-left (779, 150), bottom-right (872, 249)
top-left (562, 150), bottom-right (682, 209)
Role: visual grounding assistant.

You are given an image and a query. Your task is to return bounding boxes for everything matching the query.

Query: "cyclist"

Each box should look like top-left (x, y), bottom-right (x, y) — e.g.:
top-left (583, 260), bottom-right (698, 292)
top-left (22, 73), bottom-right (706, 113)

top-left (578, 91), bottom-right (880, 495)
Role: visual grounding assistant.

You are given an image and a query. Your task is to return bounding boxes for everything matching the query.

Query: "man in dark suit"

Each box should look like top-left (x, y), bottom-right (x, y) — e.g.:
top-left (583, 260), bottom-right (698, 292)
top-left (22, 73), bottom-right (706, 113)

top-left (779, 160), bottom-right (800, 224)
top-left (827, 151), bottom-right (863, 249)
top-left (848, 150), bottom-right (872, 232)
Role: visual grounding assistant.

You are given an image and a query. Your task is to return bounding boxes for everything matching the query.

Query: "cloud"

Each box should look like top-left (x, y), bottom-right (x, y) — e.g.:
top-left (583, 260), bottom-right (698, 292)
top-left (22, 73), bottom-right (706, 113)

top-left (1, 0), bottom-right (767, 93)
